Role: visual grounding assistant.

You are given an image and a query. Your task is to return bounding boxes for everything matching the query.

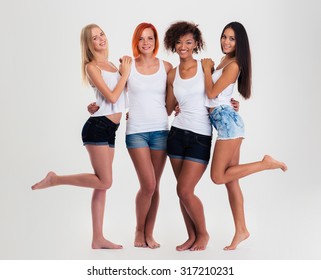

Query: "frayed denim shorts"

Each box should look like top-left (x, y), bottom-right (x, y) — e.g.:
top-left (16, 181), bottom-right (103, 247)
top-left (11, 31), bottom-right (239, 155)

top-left (167, 126), bottom-right (212, 165)
top-left (126, 130), bottom-right (168, 150)
top-left (209, 105), bottom-right (245, 140)
top-left (81, 116), bottom-right (120, 147)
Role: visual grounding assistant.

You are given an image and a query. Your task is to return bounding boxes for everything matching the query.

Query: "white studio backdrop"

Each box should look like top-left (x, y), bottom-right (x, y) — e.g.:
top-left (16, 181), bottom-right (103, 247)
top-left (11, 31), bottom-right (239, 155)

top-left (0, 0), bottom-right (320, 261)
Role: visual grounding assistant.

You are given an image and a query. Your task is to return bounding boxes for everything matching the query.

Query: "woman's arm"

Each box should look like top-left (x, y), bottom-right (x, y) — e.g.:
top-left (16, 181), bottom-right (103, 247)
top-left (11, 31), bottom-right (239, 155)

top-left (165, 68), bottom-right (177, 116)
top-left (86, 56), bottom-right (132, 104)
top-left (202, 58), bottom-right (215, 99)
top-left (202, 59), bottom-right (239, 99)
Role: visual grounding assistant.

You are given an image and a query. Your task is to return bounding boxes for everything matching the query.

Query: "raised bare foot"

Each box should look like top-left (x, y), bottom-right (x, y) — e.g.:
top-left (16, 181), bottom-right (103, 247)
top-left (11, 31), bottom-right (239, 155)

top-left (190, 233), bottom-right (209, 251)
top-left (263, 155), bottom-right (288, 172)
top-left (92, 237), bottom-right (123, 249)
top-left (134, 230), bottom-right (147, 248)
top-left (31, 171), bottom-right (57, 190)
top-left (224, 231), bottom-right (250, 250)
top-left (176, 236), bottom-right (196, 251)
top-left (146, 235), bottom-right (160, 249)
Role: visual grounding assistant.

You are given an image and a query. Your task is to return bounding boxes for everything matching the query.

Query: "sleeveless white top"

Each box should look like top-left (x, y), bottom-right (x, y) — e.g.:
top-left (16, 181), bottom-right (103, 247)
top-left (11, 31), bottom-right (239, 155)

top-left (126, 59), bottom-right (168, 135)
top-left (204, 64), bottom-right (236, 108)
top-left (172, 60), bottom-right (212, 136)
top-left (91, 69), bottom-right (127, 117)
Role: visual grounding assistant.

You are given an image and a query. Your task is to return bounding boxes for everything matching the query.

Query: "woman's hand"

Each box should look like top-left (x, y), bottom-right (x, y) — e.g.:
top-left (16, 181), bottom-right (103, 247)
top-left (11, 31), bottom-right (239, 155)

top-left (201, 58), bottom-right (215, 73)
top-left (174, 105), bottom-right (181, 116)
top-left (230, 98), bottom-right (239, 112)
top-left (119, 55), bottom-right (132, 79)
top-left (87, 102), bottom-right (99, 114)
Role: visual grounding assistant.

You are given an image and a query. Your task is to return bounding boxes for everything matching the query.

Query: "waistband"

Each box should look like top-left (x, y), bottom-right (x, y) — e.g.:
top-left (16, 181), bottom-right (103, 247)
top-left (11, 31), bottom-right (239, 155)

top-left (90, 116), bottom-right (120, 129)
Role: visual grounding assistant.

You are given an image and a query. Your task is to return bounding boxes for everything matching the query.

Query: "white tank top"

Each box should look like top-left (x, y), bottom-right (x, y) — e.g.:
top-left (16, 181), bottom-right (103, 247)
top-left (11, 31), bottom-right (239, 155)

top-left (91, 69), bottom-right (127, 117)
top-left (204, 65), bottom-right (236, 108)
top-left (126, 59), bottom-right (168, 135)
top-left (172, 60), bottom-right (212, 136)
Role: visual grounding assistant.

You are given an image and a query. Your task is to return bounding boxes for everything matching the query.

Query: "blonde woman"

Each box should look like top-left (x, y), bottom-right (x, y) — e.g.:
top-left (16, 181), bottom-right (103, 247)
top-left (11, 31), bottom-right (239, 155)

top-left (31, 24), bottom-right (132, 249)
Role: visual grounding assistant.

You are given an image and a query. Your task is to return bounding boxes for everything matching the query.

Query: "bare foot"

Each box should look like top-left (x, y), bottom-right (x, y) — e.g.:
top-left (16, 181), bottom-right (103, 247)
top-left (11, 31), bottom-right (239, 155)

top-left (224, 231), bottom-right (250, 250)
top-left (190, 233), bottom-right (209, 251)
top-left (92, 237), bottom-right (123, 249)
top-left (146, 235), bottom-right (160, 249)
top-left (134, 230), bottom-right (147, 248)
top-left (31, 171), bottom-right (57, 190)
top-left (263, 155), bottom-right (288, 172)
top-left (176, 236), bottom-right (196, 251)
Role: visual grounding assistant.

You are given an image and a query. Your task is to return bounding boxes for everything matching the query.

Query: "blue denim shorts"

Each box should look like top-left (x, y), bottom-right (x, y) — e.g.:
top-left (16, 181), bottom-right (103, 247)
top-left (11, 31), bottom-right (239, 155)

top-left (126, 130), bottom-right (169, 150)
top-left (167, 126), bottom-right (212, 165)
top-left (209, 105), bottom-right (245, 140)
top-left (81, 116), bottom-right (120, 147)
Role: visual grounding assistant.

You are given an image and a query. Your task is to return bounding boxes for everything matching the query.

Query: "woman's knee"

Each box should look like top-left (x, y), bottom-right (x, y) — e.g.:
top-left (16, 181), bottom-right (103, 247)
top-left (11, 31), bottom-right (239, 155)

top-left (100, 177), bottom-right (113, 190)
top-left (177, 186), bottom-right (193, 203)
top-left (140, 180), bottom-right (156, 196)
top-left (210, 172), bottom-right (225, 185)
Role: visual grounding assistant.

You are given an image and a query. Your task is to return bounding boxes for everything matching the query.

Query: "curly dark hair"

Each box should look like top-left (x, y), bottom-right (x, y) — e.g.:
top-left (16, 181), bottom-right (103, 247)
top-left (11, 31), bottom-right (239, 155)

top-left (164, 21), bottom-right (204, 54)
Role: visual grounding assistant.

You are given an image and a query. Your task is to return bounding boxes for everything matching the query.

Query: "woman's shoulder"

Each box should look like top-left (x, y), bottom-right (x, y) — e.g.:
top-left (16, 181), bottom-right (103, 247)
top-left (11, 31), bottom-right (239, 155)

top-left (167, 66), bottom-right (177, 82)
top-left (224, 60), bottom-right (239, 72)
top-left (162, 59), bottom-right (173, 73)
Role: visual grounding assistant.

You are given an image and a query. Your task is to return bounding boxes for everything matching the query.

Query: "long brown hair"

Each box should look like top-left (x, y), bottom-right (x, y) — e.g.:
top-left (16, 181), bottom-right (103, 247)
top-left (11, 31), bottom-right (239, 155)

top-left (221, 22), bottom-right (252, 99)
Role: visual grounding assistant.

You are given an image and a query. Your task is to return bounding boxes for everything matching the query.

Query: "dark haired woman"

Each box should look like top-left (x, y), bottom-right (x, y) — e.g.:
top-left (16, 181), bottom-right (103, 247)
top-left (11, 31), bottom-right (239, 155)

top-left (164, 21), bottom-right (212, 251)
top-left (202, 22), bottom-right (287, 250)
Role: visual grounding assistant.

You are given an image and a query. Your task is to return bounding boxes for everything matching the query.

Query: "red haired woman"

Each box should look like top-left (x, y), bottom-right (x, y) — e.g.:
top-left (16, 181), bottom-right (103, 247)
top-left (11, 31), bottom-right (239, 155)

top-left (89, 23), bottom-right (172, 248)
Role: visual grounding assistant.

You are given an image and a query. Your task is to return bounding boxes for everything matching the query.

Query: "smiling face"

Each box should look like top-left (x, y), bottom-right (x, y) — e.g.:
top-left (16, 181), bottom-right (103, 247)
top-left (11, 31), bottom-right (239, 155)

top-left (91, 27), bottom-right (107, 52)
top-left (137, 28), bottom-right (155, 55)
top-left (221, 27), bottom-right (236, 55)
top-left (175, 33), bottom-right (197, 59)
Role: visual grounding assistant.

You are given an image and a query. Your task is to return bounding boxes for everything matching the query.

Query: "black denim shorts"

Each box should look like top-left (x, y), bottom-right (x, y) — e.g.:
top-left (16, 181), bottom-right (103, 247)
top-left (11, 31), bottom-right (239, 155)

top-left (167, 126), bottom-right (212, 165)
top-left (81, 116), bottom-right (120, 147)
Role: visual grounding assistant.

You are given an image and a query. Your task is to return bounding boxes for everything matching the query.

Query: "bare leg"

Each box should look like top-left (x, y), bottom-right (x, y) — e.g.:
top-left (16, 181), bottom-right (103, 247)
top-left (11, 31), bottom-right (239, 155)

top-left (31, 146), bottom-right (113, 191)
top-left (172, 159), bottom-right (209, 251)
top-left (91, 189), bottom-right (122, 249)
top-left (224, 180), bottom-right (250, 250)
top-left (211, 141), bottom-right (249, 250)
top-left (128, 148), bottom-right (166, 248)
top-left (144, 149), bottom-right (167, 249)
top-left (31, 144), bottom-right (121, 249)
top-left (87, 145), bottom-right (122, 249)
top-left (176, 200), bottom-right (197, 251)
top-left (211, 139), bottom-right (287, 185)
top-left (169, 158), bottom-right (197, 251)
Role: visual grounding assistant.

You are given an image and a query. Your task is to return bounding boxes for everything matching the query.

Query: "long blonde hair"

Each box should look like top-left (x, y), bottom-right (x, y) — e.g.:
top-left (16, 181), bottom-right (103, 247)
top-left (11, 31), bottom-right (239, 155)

top-left (80, 24), bottom-right (109, 84)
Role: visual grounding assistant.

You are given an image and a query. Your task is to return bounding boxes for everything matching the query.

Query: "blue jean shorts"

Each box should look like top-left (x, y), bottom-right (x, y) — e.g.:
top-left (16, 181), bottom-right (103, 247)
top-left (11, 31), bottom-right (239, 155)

top-left (126, 130), bottom-right (169, 150)
top-left (209, 105), bottom-right (245, 140)
top-left (81, 116), bottom-right (120, 147)
top-left (167, 126), bottom-right (212, 165)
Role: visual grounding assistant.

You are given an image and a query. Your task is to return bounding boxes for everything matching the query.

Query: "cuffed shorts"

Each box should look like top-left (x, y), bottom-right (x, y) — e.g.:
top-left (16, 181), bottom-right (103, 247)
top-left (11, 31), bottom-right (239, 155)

top-left (81, 116), bottom-right (119, 147)
top-left (126, 130), bottom-right (168, 150)
top-left (167, 126), bottom-right (212, 165)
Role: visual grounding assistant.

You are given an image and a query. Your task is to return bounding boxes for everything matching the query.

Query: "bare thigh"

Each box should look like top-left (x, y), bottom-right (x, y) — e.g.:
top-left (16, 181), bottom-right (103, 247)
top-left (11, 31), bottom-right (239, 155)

top-left (86, 145), bottom-right (115, 187)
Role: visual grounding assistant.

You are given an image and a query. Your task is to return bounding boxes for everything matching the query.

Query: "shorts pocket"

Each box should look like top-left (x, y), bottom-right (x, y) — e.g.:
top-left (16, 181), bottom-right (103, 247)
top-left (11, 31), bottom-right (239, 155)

top-left (229, 111), bottom-right (244, 128)
top-left (195, 135), bottom-right (212, 148)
